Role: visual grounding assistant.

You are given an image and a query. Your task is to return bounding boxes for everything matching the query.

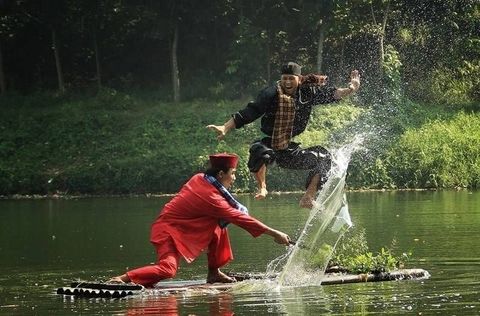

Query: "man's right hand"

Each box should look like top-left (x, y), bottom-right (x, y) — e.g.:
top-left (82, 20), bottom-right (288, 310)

top-left (206, 118), bottom-right (236, 140)
top-left (270, 229), bottom-right (291, 246)
top-left (206, 124), bottom-right (227, 140)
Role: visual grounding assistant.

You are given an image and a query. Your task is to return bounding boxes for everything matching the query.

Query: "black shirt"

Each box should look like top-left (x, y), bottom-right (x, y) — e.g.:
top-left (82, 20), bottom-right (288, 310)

top-left (232, 83), bottom-right (338, 137)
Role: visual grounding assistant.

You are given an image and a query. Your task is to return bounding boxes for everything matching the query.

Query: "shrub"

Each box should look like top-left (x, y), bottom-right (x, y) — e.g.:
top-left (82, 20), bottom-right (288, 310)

top-left (385, 112), bottom-right (480, 188)
top-left (325, 228), bottom-right (410, 274)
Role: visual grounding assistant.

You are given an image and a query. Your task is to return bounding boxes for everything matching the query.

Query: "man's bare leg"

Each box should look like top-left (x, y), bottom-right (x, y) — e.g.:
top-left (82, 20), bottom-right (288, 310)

top-left (299, 174), bottom-right (320, 209)
top-left (206, 268), bottom-right (236, 283)
top-left (254, 164), bottom-right (268, 199)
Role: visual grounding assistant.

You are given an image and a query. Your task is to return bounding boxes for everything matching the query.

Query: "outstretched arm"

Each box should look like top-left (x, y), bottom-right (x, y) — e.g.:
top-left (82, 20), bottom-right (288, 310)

top-left (264, 227), bottom-right (291, 246)
top-left (206, 117), bottom-right (236, 140)
top-left (214, 203), bottom-right (291, 246)
top-left (207, 87), bottom-right (275, 140)
top-left (334, 70), bottom-right (361, 100)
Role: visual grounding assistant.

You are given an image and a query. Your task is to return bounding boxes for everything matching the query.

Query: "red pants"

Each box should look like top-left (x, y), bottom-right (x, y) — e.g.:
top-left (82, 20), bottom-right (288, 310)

top-left (127, 227), bottom-right (233, 287)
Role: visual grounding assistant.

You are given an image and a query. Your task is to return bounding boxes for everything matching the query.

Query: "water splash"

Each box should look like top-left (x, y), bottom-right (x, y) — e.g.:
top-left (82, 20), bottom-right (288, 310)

top-left (267, 136), bottom-right (364, 286)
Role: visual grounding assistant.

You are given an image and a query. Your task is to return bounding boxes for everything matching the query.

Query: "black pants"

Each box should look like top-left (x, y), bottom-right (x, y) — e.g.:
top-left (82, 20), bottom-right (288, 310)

top-left (247, 137), bottom-right (332, 190)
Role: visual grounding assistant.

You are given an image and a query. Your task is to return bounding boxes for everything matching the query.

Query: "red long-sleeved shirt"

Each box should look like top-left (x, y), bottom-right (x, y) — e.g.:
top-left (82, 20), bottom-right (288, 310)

top-left (150, 173), bottom-right (269, 262)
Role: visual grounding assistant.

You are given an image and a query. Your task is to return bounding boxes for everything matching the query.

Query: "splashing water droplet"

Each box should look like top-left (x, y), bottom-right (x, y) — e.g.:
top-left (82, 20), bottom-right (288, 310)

top-left (267, 137), bottom-right (364, 286)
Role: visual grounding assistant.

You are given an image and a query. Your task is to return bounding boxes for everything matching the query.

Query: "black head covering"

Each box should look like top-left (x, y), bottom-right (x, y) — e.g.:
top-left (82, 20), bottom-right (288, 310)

top-left (281, 62), bottom-right (301, 76)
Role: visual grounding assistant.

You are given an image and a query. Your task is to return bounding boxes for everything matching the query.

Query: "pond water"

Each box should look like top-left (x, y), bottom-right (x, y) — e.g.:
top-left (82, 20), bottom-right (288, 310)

top-left (0, 190), bottom-right (479, 315)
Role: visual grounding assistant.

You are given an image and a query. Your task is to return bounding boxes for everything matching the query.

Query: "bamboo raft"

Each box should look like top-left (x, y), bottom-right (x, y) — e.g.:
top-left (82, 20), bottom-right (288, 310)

top-left (56, 282), bottom-right (144, 298)
top-left (56, 268), bottom-right (429, 298)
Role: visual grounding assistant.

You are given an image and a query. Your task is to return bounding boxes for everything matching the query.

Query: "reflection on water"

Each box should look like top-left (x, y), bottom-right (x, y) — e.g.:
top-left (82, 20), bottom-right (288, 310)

top-left (103, 292), bottom-right (234, 315)
top-left (1, 190), bottom-right (480, 315)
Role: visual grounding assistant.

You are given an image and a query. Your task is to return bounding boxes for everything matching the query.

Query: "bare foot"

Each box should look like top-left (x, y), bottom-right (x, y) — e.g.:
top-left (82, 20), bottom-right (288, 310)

top-left (206, 269), bottom-right (236, 284)
top-left (299, 194), bottom-right (314, 209)
top-left (107, 277), bottom-right (125, 284)
top-left (107, 274), bottom-right (130, 284)
top-left (254, 187), bottom-right (268, 200)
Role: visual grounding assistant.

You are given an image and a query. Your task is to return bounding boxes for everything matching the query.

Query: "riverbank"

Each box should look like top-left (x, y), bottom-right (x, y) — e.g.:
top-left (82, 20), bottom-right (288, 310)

top-left (1, 92), bottom-right (478, 195)
top-left (2, 187), bottom-right (474, 201)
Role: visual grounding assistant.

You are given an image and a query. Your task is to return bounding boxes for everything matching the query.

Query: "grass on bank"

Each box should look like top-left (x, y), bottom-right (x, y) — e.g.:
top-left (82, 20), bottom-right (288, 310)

top-left (0, 90), bottom-right (478, 195)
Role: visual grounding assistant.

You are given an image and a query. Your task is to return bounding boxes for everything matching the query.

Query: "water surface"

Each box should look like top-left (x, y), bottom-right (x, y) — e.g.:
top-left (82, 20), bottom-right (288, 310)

top-left (0, 190), bottom-right (479, 315)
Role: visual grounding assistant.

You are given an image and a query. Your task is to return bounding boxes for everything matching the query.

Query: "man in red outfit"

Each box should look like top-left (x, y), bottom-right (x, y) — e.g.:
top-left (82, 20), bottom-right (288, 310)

top-left (109, 153), bottom-right (291, 287)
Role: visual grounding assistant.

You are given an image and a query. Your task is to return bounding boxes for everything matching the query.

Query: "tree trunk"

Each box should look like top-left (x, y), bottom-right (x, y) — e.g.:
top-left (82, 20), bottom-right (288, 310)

top-left (51, 29), bottom-right (65, 93)
top-left (379, 34), bottom-right (385, 66)
top-left (0, 40), bottom-right (6, 95)
top-left (236, 0), bottom-right (244, 18)
top-left (93, 27), bottom-right (102, 90)
top-left (316, 22), bottom-right (326, 73)
top-left (379, 0), bottom-right (391, 69)
top-left (171, 23), bottom-right (180, 103)
top-left (266, 40), bottom-right (271, 83)
top-left (337, 40), bottom-right (345, 83)
top-left (369, 3), bottom-right (382, 78)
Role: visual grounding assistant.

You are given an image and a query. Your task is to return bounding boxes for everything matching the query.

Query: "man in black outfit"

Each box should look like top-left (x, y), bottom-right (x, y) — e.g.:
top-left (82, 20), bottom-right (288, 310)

top-left (208, 62), bottom-right (360, 208)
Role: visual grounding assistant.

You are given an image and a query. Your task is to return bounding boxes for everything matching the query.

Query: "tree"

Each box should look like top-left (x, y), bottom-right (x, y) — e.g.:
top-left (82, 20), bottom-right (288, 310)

top-left (295, 0), bottom-right (335, 73)
top-left (0, 0), bottom-right (25, 94)
top-left (17, 0), bottom-right (71, 93)
top-left (171, 18), bottom-right (180, 103)
top-left (0, 41), bottom-right (4, 94)
top-left (51, 27), bottom-right (65, 93)
top-left (79, 0), bottom-right (108, 90)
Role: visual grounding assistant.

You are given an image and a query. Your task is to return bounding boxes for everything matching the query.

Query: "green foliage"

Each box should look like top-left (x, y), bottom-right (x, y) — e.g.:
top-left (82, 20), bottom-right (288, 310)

top-left (0, 93), bottom-right (250, 195)
top-left (384, 112), bottom-right (480, 188)
top-left (382, 44), bottom-right (403, 101)
top-left (225, 17), bottom-right (270, 96)
top-left (336, 248), bottom-right (402, 274)
top-left (1, 0), bottom-right (477, 106)
top-left (329, 228), bottom-right (369, 265)
top-left (325, 228), bottom-right (410, 274)
top-left (298, 102), bottom-right (364, 147)
top-left (429, 60), bottom-right (480, 104)
top-left (344, 99), bottom-right (479, 189)
top-left (0, 90), bottom-right (479, 195)
top-left (309, 243), bottom-right (334, 270)
top-left (349, 156), bottom-right (395, 190)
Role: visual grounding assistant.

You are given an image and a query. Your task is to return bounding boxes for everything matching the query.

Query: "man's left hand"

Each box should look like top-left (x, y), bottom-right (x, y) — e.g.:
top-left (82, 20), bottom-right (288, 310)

top-left (349, 70), bottom-right (360, 92)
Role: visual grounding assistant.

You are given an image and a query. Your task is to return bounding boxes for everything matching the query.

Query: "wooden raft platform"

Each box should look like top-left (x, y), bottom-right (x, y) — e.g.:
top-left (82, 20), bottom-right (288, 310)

top-left (155, 268), bottom-right (430, 292)
top-left (56, 282), bottom-right (144, 298)
top-left (56, 268), bottom-right (429, 298)
top-left (319, 268), bottom-right (429, 285)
